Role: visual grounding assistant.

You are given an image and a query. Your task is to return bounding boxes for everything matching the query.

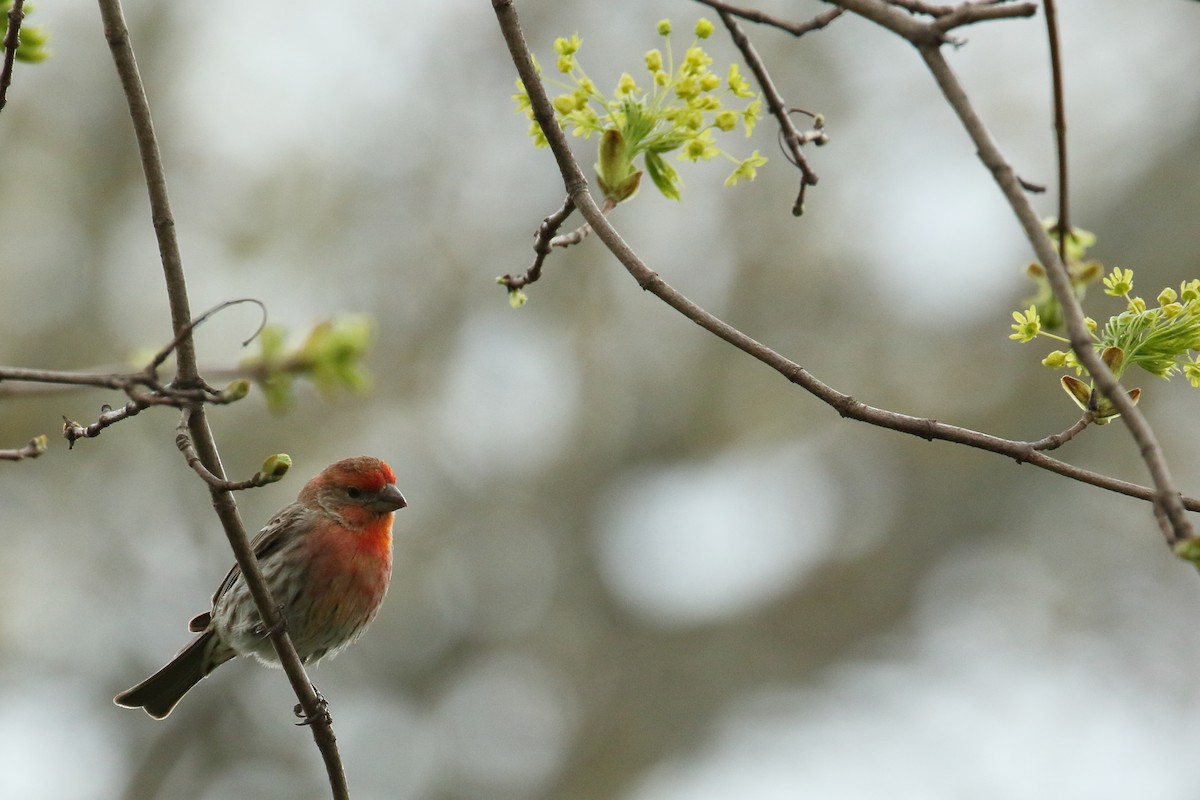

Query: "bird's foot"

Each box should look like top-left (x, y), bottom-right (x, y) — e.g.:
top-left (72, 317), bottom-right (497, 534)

top-left (252, 604), bottom-right (288, 638)
top-left (294, 685), bottom-right (332, 726)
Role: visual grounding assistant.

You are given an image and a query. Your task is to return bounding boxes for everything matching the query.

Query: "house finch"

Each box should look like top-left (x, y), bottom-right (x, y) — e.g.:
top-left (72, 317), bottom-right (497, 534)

top-left (114, 455), bottom-right (406, 719)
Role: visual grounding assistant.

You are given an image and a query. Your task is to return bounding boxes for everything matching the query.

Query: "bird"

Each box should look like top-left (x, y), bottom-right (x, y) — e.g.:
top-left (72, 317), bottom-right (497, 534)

top-left (114, 455), bottom-right (406, 719)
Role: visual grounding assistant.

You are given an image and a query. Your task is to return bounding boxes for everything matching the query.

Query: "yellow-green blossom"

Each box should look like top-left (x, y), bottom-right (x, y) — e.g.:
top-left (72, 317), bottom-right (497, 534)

top-left (681, 129), bottom-right (719, 162)
top-left (683, 46), bottom-right (713, 74)
top-left (553, 94), bottom-right (577, 115)
top-left (1102, 267), bottom-right (1133, 297)
top-left (554, 34), bottom-right (581, 57)
top-left (725, 151), bottom-right (768, 186)
top-left (714, 110), bottom-right (738, 131)
top-left (513, 18), bottom-right (770, 203)
top-left (616, 73), bottom-right (640, 98)
top-left (1042, 350), bottom-right (1069, 368)
top-left (1014, 262), bottom-right (1200, 414)
top-left (1010, 306), bottom-right (1041, 343)
top-left (743, 99), bottom-right (763, 136)
top-left (728, 64), bottom-right (753, 98)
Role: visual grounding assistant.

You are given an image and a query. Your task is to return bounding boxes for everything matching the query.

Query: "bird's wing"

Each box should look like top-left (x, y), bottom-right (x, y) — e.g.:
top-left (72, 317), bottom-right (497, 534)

top-left (187, 502), bottom-right (312, 632)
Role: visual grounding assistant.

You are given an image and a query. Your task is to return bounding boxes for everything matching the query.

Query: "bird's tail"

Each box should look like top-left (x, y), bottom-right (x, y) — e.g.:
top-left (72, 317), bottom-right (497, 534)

top-left (114, 630), bottom-right (233, 719)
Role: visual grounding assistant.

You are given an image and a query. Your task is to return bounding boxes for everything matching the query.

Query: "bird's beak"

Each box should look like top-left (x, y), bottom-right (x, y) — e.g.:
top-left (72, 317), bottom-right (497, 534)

top-left (372, 483), bottom-right (407, 513)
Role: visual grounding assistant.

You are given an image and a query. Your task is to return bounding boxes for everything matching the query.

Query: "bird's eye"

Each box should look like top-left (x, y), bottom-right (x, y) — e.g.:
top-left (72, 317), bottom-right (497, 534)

top-left (346, 487), bottom-right (363, 499)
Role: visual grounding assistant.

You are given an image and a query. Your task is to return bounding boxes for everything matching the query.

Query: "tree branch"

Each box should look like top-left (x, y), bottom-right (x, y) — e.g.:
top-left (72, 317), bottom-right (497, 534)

top-left (693, 0), bottom-right (844, 37)
top-left (0, 0), bottom-right (24, 113)
top-left (95, 0), bottom-right (349, 795)
top-left (713, 8), bottom-right (824, 215)
top-left (1043, 0), bottom-right (1070, 265)
top-left (490, 0), bottom-right (1199, 539)
top-left (497, 196), bottom-right (576, 291)
top-left (0, 434), bottom-right (47, 461)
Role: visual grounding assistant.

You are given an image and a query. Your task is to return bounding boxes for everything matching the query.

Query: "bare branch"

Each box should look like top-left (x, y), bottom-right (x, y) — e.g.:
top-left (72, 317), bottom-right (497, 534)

top-left (63, 403), bottom-right (147, 448)
top-left (0, 434), bottom-right (47, 461)
top-left (0, 366), bottom-right (133, 391)
top-left (497, 197), bottom-right (576, 292)
top-left (59, 380), bottom-right (242, 448)
top-left (549, 195), bottom-right (616, 247)
top-left (174, 412), bottom-right (288, 492)
top-left (1029, 414), bottom-right (1093, 452)
top-left (1043, 0), bottom-right (1070, 265)
top-left (693, 0), bottom-right (844, 37)
top-left (931, 1), bottom-right (1037, 35)
top-left (830, 0), bottom-right (1036, 46)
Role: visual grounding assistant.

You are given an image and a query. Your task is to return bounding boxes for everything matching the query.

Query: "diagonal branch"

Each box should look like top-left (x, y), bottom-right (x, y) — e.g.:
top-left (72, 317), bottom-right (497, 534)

top-left (95, 0), bottom-right (349, 795)
top-left (490, 0), bottom-right (1199, 538)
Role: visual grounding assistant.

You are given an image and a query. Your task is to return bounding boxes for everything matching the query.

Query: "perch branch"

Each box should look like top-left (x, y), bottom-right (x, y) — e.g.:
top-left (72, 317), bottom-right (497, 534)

top-left (95, 0), bottom-right (349, 795)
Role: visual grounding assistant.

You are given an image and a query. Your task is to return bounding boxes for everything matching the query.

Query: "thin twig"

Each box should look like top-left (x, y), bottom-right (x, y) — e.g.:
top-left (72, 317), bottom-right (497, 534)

top-left (0, 0), bottom-right (24, 112)
top-left (174, 412), bottom-right (285, 491)
top-left (1018, 176), bottom-right (1047, 194)
top-left (693, 0), bottom-right (844, 37)
top-left (63, 403), bottom-right (146, 448)
top-left (490, 0), bottom-right (1200, 536)
top-left (497, 197), bottom-right (576, 291)
top-left (549, 195), bottom-right (616, 247)
top-left (1029, 413), bottom-right (1092, 451)
top-left (95, 0), bottom-right (349, 795)
top-left (0, 366), bottom-right (133, 390)
top-left (1043, 0), bottom-right (1070, 265)
top-left (931, 1), bottom-right (1037, 34)
top-left (714, 10), bottom-right (820, 215)
top-left (0, 435), bottom-right (47, 461)
top-left (145, 297), bottom-right (267, 377)
top-left (60, 383), bottom-right (243, 448)
top-left (6, 301), bottom-right (260, 446)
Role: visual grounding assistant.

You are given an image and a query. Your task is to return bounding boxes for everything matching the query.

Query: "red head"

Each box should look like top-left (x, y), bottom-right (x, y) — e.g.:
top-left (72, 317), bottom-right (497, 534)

top-left (300, 456), bottom-right (406, 519)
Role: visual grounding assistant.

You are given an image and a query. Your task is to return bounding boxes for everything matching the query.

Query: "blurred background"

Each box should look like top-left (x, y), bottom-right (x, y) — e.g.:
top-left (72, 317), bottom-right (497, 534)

top-left (3, 0), bottom-right (1200, 797)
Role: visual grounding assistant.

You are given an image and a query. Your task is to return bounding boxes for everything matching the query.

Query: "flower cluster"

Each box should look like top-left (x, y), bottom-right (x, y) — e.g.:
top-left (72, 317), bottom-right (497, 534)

top-left (513, 18), bottom-right (766, 203)
top-left (1011, 264), bottom-right (1200, 422)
